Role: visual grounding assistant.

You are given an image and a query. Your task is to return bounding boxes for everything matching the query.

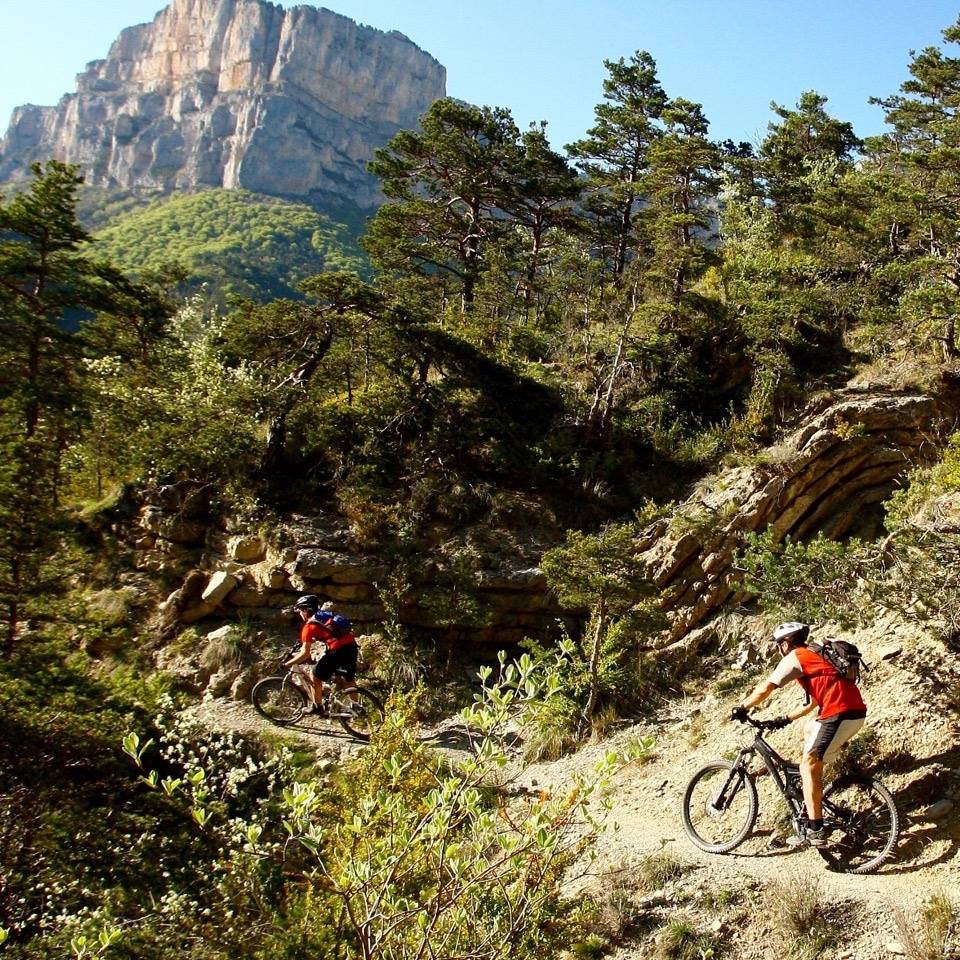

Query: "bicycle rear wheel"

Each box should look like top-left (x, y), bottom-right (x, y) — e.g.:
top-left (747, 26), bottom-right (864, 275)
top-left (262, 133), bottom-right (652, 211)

top-left (337, 688), bottom-right (385, 741)
top-left (682, 760), bottom-right (758, 853)
top-left (817, 776), bottom-right (899, 874)
top-left (252, 676), bottom-right (307, 726)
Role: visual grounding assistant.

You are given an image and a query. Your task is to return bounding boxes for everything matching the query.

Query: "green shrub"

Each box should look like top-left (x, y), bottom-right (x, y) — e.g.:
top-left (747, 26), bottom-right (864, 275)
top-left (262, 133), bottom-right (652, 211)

top-left (93, 188), bottom-right (365, 304)
top-left (117, 656), bottom-right (616, 960)
top-left (736, 529), bottom-right (873, 627)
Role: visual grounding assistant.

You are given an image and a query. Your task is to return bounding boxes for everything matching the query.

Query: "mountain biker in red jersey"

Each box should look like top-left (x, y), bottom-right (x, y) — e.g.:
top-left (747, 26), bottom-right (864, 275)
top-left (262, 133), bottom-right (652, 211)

top-left (731, 622), bottom-right (867, 847)
top-left (284, 594), bottom-right (358, 711)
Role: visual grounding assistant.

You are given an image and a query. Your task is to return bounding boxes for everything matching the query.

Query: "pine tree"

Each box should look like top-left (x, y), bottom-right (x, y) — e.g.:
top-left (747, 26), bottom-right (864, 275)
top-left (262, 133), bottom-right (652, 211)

top-left (568, 51), bottom-right (667, 282)
top-left (0, 162), bottom-right (164, 649)
top-left (365, 99), bottom-right (523, 315)
top-left (866, 17), bottom-right (960, 358)
top-left (759, 91), bottom-right (861, 235)
top-left (501, 123), bottom-right (582, 325)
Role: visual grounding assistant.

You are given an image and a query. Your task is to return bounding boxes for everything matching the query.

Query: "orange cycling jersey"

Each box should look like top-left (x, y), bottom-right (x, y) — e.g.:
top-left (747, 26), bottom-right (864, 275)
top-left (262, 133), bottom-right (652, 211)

top-left (769, 646), bottom-right (866, 721)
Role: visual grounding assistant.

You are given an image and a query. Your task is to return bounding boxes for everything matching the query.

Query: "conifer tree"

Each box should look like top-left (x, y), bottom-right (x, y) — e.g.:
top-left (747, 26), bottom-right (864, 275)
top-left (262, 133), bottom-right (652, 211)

top-left (568, 51), bottom-right (667, 282)
top-left (866, 17), bottom-right (960, 358)
top-left (501, 123), bottom-right (582, 324)
top-left (759, 91), bottom-right (861, 234)
top-left (365, 99), bottom-right (523, 315)
top-left (0, 162), bottom-right (164, 649)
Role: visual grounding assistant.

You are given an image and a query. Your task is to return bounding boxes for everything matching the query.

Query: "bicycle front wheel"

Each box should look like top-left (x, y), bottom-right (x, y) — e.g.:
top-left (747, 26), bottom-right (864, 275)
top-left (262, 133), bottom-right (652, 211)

top-left (817, 776), bottom-right (899, 874)
top-left (251, 676), bottom-right (307, 726)
top-left (337, 688), bottom-right (385, 741)
top-left (682, 760), bottom-right (758, 853)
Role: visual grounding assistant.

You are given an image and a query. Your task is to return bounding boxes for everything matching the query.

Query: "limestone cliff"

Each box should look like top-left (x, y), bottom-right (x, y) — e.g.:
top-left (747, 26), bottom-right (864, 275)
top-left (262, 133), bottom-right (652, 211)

top-left (0, 0), bottom-right (446, 210)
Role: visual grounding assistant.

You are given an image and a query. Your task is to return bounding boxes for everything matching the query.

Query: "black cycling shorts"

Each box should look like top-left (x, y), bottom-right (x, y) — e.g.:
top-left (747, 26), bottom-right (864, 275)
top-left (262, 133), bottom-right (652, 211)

top-left (805, 709), bottom-right (867, 761)
top-left (313, 643), bottom-right (358, 682)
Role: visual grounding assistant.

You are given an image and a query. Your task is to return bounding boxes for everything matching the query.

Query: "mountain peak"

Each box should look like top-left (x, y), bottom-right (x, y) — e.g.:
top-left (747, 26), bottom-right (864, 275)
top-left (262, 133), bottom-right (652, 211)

top-left (0, 0), bottom-right (446, 211)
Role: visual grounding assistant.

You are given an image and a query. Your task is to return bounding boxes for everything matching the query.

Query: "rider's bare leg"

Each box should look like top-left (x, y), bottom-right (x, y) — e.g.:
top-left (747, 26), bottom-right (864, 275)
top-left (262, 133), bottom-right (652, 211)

top-left (800, 751), bottom-right (824, 821)
top-left (333, 674), bottom-right (359, 703)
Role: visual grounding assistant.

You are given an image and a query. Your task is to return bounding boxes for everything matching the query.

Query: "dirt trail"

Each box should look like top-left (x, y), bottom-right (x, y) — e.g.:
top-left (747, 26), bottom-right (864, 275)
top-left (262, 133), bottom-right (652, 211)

top-left (515, 702), bottom-right (959, 959)
top-left (193, 648), bottom-right (960, 959)
top-left (195, 693), bottom-right (958, 906)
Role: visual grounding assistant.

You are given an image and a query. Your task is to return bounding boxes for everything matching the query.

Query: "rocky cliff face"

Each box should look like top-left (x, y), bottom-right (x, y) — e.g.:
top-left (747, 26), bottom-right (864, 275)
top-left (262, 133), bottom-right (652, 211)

top-left (0, 0), bottom-right (445, 210)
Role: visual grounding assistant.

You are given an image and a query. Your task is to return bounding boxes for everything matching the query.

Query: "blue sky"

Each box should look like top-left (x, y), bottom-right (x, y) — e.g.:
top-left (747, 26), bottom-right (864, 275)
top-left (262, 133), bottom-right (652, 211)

top-left (2, 1), bottom-right (959, 151)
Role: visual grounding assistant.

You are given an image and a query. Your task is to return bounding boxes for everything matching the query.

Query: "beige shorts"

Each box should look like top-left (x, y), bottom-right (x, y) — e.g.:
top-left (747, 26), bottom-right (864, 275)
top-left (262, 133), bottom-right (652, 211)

top-left (803, 715), bottom-right (865, 764)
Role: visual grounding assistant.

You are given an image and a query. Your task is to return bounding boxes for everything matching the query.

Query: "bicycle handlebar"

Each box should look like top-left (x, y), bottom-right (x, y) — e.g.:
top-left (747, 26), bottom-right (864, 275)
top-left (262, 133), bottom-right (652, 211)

top-left (734, 714), bottom-right (781, 732)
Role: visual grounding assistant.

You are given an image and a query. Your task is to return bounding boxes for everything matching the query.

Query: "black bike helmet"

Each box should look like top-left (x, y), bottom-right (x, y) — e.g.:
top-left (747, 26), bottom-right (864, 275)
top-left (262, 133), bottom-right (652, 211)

top-left (772, 621), bottom-right (810, 646)
top-left (294, 594), bottom-right (320, 612)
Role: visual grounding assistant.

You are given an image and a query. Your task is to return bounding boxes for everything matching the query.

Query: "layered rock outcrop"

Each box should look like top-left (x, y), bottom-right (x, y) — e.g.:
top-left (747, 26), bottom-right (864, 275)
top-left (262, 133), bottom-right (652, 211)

top-left (0, 0), bottom-right (446, 210)
top-left (637, 389), bottom-right (952, 654)
top-left (118, 485), bottom-right (570, 648)
top-left (108, 388), bottom-right (956, 662)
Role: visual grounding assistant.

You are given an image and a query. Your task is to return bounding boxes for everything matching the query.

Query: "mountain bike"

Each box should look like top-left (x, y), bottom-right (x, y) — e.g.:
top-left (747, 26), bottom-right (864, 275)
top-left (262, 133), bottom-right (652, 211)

top-left (251, 660), bottom-right (385, 742)
top-left (681, 715), bottom-right (899, 874)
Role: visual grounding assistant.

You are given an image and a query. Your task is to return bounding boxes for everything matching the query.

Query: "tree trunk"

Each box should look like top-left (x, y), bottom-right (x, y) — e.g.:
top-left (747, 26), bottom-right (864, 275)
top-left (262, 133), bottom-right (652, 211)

top-left (258, 329), bottom-right (332, 478)
top-left (944, 314), bottom-right (958, 361)
top-left (581, 604), bottom-right (607, 731)
top-left (591, 286), bottom-right (639, 444)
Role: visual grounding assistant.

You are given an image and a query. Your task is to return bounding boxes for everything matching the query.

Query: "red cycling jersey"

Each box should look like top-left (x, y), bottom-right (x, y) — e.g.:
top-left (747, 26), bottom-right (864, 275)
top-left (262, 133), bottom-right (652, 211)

top-left (300, 618), bottom-right (356, 653)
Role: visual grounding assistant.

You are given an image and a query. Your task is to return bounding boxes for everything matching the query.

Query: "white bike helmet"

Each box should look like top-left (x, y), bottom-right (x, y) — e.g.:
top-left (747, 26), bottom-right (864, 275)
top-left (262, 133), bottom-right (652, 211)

top-left (772, 621), bottom-right (810, 645)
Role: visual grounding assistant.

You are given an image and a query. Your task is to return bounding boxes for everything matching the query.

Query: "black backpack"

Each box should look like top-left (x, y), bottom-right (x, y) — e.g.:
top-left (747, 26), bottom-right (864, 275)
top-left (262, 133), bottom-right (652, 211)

top-left (810, 639), bottom-right (868, 684)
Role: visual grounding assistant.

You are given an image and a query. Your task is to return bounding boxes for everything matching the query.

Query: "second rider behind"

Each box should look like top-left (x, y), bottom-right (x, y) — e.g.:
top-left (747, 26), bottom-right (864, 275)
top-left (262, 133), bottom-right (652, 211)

top-left (286, 595), bottom-right (359, 711)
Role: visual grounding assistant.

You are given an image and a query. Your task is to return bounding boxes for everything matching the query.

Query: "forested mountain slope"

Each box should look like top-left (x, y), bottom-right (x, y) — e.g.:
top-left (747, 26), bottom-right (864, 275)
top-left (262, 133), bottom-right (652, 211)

top-left (92, 189), bottom-right (366, 302)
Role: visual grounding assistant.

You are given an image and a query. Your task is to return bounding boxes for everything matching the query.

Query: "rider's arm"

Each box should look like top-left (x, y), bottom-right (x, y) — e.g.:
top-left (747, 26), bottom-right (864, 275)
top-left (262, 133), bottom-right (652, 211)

top-left (741, 680), bottom-right (777, 711)
top-left (785, 700), bottom-right (817, 723)
top-left (284, 641), bottom-right (312, 667)
top-left (739, 649), bottom-right (806, 712)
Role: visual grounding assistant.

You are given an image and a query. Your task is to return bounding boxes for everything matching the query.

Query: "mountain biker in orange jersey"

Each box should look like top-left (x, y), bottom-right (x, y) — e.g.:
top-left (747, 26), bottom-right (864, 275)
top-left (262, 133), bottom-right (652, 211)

top-left (285, 595), bottom-right (359, 711)
top-left (731, 622), bottom-right (867, 848)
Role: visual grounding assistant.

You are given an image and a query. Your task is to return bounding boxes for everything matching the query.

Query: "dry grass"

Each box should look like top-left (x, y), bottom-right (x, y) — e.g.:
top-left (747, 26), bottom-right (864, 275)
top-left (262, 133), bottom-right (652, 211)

top-left (770, 872), bottom-right (846, 958)
top-left (894, 893), bottom-right (959, 960)
top-left (200, 629), bottom-right (251, 673)
top-left (636, 851), bottom-right (688, 893)
top-left (655, 917), bottom-right (720, 960)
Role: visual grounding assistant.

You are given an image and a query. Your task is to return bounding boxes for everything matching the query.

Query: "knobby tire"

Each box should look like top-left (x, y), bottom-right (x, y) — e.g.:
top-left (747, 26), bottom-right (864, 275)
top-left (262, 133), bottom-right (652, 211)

top-left (337, 687), bottom-right (386, 742)
top-left (682, 760), bottom-right (758, 853)
top-left (337, 687), bottom-right (385, 741)
top-left (251, 676), bottom-right (307, 726)
top-left (816, 775), bottom-right (900, 874)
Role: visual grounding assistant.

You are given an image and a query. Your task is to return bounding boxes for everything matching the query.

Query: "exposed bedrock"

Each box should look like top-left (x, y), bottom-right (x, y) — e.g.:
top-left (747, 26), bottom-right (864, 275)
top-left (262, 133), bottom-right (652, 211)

top-left (0, 0), bottom-right (446, 210)
top-left (640, 389), bottom-right (952, 658)
top-left (117, 389), bottom-right (953, 653)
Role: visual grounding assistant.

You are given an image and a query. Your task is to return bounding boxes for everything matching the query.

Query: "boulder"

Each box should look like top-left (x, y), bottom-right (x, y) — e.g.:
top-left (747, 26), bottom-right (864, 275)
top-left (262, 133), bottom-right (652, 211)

top-left (247, 560), bottom-right (289, 591)
top-left (289, 548), bottom-right (370, 581)
top-left (321, 583), bottom-right (375, 602)
top-left (227, 535), bottom-right (266, 563)
top-left (201, 571), bottom-right (238, 604)
top-left (230, 586), bottom-right (270, 608)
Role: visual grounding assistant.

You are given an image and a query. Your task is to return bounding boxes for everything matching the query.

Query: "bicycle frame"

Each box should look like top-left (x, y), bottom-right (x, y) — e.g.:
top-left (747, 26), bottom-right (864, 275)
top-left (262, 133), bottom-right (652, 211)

top-left (286, 667), bottom-right (315, 705)
top-left (715, 733), bottom-right (805, 823)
